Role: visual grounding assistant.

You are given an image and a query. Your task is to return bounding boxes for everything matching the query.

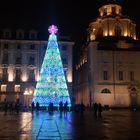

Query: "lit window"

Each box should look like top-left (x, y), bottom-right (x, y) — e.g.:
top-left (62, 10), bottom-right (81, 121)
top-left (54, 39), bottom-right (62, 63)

top-left (107, 6), bottom-right (112, 15)
top-left (1, 85), bottom-right (7, 92)
top-left (15, 85), bottom-right (20, 92)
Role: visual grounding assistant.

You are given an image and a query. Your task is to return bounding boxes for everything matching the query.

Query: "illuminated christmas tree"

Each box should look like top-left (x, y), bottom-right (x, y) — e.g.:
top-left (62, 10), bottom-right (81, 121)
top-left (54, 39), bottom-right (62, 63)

top-left (32, 25), bottom-right (71, 107)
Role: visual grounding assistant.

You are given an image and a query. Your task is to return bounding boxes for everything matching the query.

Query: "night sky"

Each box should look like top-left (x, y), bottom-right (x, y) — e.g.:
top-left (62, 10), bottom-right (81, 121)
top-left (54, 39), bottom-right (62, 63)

top-left (0, 0), bottom-right (139, 43)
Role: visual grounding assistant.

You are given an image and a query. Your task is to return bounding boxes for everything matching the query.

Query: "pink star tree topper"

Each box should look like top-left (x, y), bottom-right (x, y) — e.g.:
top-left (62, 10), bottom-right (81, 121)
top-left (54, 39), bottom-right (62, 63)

top-left (48, 25), bottom-right (58, 34)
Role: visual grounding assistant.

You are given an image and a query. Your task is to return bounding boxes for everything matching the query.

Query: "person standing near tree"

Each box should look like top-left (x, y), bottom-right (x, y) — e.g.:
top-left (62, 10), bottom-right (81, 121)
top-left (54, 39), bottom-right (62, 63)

top-left (36, 102), bottom-right (40, 111)
top-left (64, 101), bottom-right (68, 115)
top-left (92, 102), bottom-right (98, 118)
top-left (31, 101), bottom-right (35, 112)
top-left (98, 103), bottom-right (103, 118)
top-left (4, 99), bottom-right (8, 115)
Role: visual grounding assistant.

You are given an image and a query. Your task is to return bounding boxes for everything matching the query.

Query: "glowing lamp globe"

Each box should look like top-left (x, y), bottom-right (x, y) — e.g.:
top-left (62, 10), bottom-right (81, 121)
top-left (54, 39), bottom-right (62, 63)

top-left (48, 25), bottom-right (58, 34)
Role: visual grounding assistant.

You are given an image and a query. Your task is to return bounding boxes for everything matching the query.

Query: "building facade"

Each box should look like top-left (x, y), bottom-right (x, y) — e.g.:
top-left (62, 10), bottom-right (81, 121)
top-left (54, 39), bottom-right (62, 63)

top-left (0, 29), bottom-right (74, 106)
top-left (74, 1), bottom-right (140, 108)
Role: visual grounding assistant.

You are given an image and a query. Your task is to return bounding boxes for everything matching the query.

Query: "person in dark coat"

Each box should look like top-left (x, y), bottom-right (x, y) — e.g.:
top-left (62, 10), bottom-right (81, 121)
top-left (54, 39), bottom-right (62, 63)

top-left (80, 102), bottom-right (85, 116)
top-left (92, 102), bottom-right (98, 118)
top-left (98, 103), bottom-right (103, 118)
top-left (4, 99), bottom-right (8, 115)
top-left (59, 101), bottom-right (63, 112)
top-left (64, 101), bottom-right (69, 115)
top-left (36, 102), bottom-right (40, 111)
top-left (15, 99), bottom-right (20, 114)
top-left (31, 101), bottom-right (35, 112)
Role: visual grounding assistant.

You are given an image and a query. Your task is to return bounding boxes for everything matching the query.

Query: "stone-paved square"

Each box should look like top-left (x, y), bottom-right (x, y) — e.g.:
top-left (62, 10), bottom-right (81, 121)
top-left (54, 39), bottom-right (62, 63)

top-left (0, 110), bottom-right (140, 140)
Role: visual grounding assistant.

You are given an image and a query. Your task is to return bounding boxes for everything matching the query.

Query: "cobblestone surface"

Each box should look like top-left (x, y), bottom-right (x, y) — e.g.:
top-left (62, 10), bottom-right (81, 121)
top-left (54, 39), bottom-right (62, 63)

top-left (0, 110), bottom-right (140, 140)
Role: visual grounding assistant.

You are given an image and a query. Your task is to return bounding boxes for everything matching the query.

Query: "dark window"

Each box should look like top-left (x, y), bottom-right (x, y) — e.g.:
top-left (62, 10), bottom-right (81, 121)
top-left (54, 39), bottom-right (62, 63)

top-left (0, 73), bottom-right (2, 82)
top-left (119, 71), bottom-right (123, 80)
top-left (101, 88), bottom-right (111, 93)
top-left (29, 57), bottom-right (35, 65)
top-left (112, 7), bottom-right (116, 15)
top-left (103, 71), bottom-right (108, 80)
top-left (64, 70), bottom-right (67, 80)
top-left (2, 68), bottom-right (8, 82)
top-left (104, 8), bottom-right (107, 15)
top-left (44, 45), bottom-right (47, 50)
top-left (62, 45), bottom-right (67, 51)
top-left (4, 43), bottom-right (8, 49)
top-left (15, 69), bottom-right (21, 82)
top-left (130, 71), bottom-right (134, 81)
top-left (31, 33), bottom-right (36, 39)
top-left (16, 57), bottom-right (21, 64)
top-left (30, 44), bottom-right (35, 50)
top-left (2, 52), bottom-right (8, 64)
top-left (131, 87), bottom-right (136, 91)
top-left (62, 58), bottom-right (67, 64)
top-left (18, 33), bottom-right (23, 39)
top-left (17, 44), bottom-right (21, 49)
top-left (29, 70), bottom-right (35, 81)
top-left (97, 27), bottom-right (103, 38)
top-left (115, 24), bottom-right (121, 36)
top-left (5, 32), bottom-right (10, 38)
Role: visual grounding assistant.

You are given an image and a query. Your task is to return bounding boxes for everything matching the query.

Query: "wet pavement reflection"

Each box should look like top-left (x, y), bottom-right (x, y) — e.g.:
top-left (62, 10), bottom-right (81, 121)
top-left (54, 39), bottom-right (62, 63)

top-left (0, 110), bottom-right (140, 140)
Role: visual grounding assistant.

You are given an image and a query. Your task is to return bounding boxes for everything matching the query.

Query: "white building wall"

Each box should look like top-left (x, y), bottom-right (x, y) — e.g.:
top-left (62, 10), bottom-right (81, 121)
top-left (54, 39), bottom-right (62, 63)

top-left (87, 41), bottom-right (140, 108)
top-left (0, 35), bottom-right (74, 106)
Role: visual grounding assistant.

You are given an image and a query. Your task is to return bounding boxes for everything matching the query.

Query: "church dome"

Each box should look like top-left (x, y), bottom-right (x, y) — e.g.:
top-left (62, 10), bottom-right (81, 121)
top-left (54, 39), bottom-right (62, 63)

top-left (87, 1), bottom-right (137, 41)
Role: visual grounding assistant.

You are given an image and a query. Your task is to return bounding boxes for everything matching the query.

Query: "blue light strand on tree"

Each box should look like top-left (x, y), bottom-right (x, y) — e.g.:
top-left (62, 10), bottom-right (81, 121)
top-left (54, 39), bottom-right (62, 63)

top-left (32, 25), bottom-right (71, 107)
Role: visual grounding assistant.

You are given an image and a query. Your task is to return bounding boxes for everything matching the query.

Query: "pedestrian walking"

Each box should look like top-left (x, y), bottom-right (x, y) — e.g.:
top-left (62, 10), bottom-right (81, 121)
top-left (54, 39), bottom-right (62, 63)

top-left (64, 101), bottom-right (68, 115)
top-left (80, 102), bottom-right (85, 116)
top-left (98, 103), bottom-right (103, 118)
top-left (92, 102), bottom-right (98, 118)
top-left (15, 99), bottom-right (20, 114)
top-left (36, 102), bottom-right (40, 111)
top-left (48, 102), bottom-right (54, 115)
top-left (31, 101), bottom-right (35, 112)
top-left (59, 101), bottom-right (63, 112)
top-left (4, 99), bottom-right (8, 115)
top-left (9, 102), bottom-right (14, 114)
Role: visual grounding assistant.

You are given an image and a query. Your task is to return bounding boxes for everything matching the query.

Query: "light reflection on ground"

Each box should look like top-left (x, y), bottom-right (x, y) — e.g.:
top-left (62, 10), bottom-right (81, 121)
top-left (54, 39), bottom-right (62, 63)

top-left (0, 110), bottom-right (140, 140)
top-left (31, 111), bottom-right (73, 140)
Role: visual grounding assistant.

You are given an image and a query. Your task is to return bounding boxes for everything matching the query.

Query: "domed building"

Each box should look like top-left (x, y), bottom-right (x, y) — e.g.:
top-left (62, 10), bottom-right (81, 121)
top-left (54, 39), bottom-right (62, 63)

top-left (87, 1), bottom-right (136, 41)
top-left (74, 1), bottom-right (140, 109)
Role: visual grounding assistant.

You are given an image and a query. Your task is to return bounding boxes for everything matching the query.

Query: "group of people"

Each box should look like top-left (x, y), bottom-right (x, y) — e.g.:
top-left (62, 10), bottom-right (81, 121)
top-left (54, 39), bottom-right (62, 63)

top-left (2, 99), bottom-right (103, 118)
top-left (3, 99), bottom-right (21, 115)
top-left (92, 102), bottom-right (103, 118)
top-left (72, 102), bottom-right (85, 115)
top-left (31, 101), bottom-right (69, 114)
top-left (31, 101), bottom-right (103, 118)
top-left (31, 101), bottom-right (39, 111)
top-left (59, 101), bottom-right (68, 114)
